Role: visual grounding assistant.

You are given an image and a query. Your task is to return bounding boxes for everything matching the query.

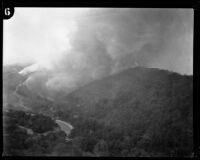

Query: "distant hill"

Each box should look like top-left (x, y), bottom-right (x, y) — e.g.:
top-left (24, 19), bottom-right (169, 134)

top-left (65, 67), bottom-right (192, 105)
top-left (58, 67), bottom-right (193, 123)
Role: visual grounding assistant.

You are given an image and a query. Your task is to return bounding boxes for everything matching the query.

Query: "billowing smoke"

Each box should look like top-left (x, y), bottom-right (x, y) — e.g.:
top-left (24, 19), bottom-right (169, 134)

top-left (4, 8), bottom-right (193, 96)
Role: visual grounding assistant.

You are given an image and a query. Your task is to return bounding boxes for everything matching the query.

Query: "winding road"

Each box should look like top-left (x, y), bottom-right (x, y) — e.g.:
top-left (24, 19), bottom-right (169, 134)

top-left (55, 119), bottom-right (73, 136)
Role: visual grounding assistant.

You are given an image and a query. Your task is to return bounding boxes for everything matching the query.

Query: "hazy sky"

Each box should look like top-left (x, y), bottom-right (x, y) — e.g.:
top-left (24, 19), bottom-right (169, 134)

top-left (3, 8), bottom-right (193, 93)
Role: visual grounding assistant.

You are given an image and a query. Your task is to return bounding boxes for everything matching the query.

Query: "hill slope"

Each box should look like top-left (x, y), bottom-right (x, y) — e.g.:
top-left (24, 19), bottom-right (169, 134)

top-left (54, 67), bottom-right (193, 157)
top-left (3, 66), bottom-right (193, 156)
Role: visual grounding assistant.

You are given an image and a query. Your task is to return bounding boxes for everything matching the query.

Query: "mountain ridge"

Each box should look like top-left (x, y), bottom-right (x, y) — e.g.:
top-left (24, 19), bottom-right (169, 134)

top-left (62, 66), bottom-right (192, 107)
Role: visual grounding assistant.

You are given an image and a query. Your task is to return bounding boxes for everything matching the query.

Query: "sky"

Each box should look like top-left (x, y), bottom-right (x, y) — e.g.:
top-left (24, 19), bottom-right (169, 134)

top-left (3, 8), bottom-right (194, 94)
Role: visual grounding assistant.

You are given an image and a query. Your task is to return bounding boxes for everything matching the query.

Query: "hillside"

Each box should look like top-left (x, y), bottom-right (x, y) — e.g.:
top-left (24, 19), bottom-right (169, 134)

top-left (65, 67), bottom-right (192, 105)
top-left (3, 66), bottom-right (193, 157)
top-left (54, 67), bottom-right (193, 156)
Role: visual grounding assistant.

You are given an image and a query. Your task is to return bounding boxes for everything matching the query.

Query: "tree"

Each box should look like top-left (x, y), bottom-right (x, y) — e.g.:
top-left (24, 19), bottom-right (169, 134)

top-left (94, 139), bottom-right (109, 156)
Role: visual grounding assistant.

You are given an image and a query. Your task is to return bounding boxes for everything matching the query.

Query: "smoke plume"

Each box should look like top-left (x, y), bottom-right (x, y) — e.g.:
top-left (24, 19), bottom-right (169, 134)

top-left (4, 8), bottom-right (193, 95)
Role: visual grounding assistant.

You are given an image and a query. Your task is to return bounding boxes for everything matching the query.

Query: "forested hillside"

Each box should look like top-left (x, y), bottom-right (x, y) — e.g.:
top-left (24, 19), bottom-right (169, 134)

top-left (3, 66), bottom-right (193, 157)
top-left (53, 67), bottom-right (193, 157)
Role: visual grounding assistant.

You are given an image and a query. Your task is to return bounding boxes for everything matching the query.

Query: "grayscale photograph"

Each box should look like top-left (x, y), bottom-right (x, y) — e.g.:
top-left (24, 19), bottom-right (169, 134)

top-left (3, 8), bottom-right (193, 157)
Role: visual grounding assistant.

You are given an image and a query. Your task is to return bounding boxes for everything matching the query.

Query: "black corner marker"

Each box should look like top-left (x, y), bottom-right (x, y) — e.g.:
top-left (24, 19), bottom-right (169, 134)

top-left (3, 6), bottom-right (15, 20)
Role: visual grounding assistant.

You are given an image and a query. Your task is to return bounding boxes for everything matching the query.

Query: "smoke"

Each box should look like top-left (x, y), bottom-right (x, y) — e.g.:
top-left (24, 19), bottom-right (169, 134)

top-left (4, 8), bottom-right (193, 95)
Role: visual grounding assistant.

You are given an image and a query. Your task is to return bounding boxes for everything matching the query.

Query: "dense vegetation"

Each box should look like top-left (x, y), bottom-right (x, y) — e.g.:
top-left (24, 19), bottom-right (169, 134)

top-left (54, 67), bottom-right (193, 157)
top-left (3, 67), bottom-right (193, 157)
top-left (3, 109), bottom-right (70, 156)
